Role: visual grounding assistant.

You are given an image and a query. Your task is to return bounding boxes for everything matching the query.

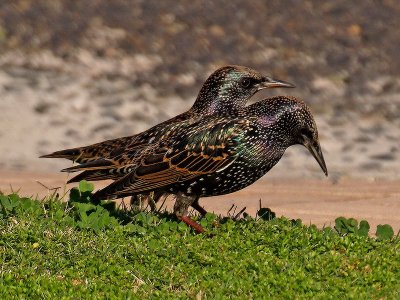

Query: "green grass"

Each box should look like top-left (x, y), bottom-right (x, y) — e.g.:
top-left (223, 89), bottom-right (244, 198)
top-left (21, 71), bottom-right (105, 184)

top-left (0, 187), bottom-right (399, 299)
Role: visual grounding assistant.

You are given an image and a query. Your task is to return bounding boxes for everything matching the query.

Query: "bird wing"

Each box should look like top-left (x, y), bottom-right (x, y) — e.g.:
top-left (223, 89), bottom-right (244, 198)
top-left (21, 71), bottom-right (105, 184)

top-left (92, 119), bottom-right (253, 199)
top-left (40, 112), bottom-right (191, 163)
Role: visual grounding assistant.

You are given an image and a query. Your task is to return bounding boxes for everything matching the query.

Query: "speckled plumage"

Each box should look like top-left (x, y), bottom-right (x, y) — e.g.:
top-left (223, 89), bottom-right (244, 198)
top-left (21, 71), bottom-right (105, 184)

top-left (41, 65), bottom-right (294, 184)
top-left (92, 96), bottom-right (328, 232)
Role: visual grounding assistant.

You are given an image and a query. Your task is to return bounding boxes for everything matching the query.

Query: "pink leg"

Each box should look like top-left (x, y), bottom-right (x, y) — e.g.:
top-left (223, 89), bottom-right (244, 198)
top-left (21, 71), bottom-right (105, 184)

top-left (174, 193), bottom-right (205, 233)
top-left (178, 216), bottom-right (205, 233)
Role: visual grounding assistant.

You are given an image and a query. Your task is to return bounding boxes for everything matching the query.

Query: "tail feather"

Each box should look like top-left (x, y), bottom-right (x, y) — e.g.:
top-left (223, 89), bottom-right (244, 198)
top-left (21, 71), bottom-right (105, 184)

top-left (67, 170), bottom-right (121, 183)
top-left (61, 159), bottom-right (115, 173)
top-left (92, 174), bottom-right (135, 201)
top-left (40, 148), bottom-right (82, 160)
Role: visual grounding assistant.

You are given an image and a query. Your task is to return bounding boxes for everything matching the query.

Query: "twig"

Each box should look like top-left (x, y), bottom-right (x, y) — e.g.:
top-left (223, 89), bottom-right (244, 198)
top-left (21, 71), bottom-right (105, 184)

top-left (36, 180), bottom-right (61, 191)
top-left (234, 206), bottom-right (246, 220)
top-left (227, 204), bottom-right (235, 216)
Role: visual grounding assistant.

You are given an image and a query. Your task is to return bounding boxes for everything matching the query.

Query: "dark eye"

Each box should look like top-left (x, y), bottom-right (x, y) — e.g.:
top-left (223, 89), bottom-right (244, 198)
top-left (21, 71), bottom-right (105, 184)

top-left (240, 77), bottom-right (252, 88)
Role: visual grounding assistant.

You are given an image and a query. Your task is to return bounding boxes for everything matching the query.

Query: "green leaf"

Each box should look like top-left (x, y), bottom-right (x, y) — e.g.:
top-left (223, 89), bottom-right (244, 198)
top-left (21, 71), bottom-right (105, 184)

top-left (335, 217), bottom-right (347, 235)
top-left (135, 226), bottom-right (147, 235)
top-left (148, 239), bottom-right (160, 250)
top-left (79, 180), bottom-right (94, 193)
top-left (19, 197), bottom-right (41, 212)
top-left (156, 222), bottom-right (172, 233)
top-left (54, 210), bottom-right (64, 220)
top-left (0, 194), bottom-right (22, 215)
top-left (376, 224), bottom-right (394, 240)
top-left (74, 202), bottom-right (96, 213)
top-left (100, 200), bottom-right (116, 212)
top-left (257, 207), bottom-right (276, 221)
top-left (134, 212), bottom-right (156, 226)
top-left (357, 220), bottom-right (370, 237)
top-left (0, 195), bottom-right (12, 211)
top-left (69, 187), bottom-right (81, 202)
top-left (291, 219), bottom-right (303, 227)
top-left (335, 217), bottom-right (359, 235)
top-left (204, 213), bottom-right (217, 222)
top-left (9, 193), bottom-right (22, 204)
top-left (348, 218), bottom-right (358, 230)
top-left (177, 221), bottom-right (189, 232)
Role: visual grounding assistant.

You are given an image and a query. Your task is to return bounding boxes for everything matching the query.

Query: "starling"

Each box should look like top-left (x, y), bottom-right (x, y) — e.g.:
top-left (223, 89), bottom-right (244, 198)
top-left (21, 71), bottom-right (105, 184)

top-left (41, 65), bottom-right (294, 212)
top-left (92, 96), bottom-right (328, 233)
top-left (41, 65), bottom-right (294, 184)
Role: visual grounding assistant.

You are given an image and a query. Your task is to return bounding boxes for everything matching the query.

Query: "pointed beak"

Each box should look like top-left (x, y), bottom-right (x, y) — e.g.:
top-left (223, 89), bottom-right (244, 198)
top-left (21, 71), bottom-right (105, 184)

top-left (257, 76), bottom-right (296, 90)
top-left (304, 138), bottom-right (328, 176)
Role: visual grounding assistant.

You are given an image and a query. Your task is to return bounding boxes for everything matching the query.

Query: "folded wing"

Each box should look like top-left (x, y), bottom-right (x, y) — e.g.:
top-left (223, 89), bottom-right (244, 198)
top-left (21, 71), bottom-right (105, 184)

top-left (92, 118), bottom-right (252, 200)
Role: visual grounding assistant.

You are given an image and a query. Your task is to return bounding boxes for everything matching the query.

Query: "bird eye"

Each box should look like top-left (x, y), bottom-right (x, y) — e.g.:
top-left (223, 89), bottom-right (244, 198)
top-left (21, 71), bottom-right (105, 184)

top-left (240, 78), bottom-right (252, 88)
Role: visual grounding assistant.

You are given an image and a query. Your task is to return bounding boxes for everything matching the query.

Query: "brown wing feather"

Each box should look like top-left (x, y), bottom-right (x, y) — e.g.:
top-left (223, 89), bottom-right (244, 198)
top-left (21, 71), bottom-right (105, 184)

top-left (92, 119), bottom-right (252, 200)
top-left (41, 112), bottom-right (191, 163)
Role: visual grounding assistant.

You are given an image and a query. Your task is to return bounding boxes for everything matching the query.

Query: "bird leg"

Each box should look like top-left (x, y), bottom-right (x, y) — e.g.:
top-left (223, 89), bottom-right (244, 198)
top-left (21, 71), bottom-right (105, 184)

top-left (132, 191), bottom-right (208, 217)
top-left (174, 193), bottom-right (205, 233)
top-left (191, 199), bottom-right (208, 217)
top-left (147, 191), bottom-right (159, 211)
top-left (130, 194), bottom-right (147, 210)
top-left (130, 192), bottom-right (159, 211)
top-left (154, 193), bottom-right (208, 216)
top-left (177, 216), bottom-right (205, 233)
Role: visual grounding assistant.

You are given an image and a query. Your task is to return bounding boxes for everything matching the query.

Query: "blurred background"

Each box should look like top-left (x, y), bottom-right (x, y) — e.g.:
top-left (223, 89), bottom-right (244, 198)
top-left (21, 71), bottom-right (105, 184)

top-left (0, 0), bottom-right (399, 179)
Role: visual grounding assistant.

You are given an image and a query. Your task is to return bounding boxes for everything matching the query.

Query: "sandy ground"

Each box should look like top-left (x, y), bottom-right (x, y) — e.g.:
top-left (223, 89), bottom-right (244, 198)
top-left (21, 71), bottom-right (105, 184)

top-left (1, 170), bottom-right (399, 234)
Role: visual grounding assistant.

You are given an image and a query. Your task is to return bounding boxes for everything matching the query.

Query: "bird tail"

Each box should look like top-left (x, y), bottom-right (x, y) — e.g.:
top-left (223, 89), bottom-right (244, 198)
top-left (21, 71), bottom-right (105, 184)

top-left (61, 159), bottom-right (115, 173)
top-left (40, 148), bottom-right (82, 161)
top-left (67, 170), bottom-right (121, 183)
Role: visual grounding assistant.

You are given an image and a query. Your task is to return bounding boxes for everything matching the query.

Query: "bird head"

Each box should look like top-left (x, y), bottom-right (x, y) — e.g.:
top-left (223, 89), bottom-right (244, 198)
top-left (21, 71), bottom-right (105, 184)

top-left (192, 65), bottom-right (295, 115)
top-left (251, 96), bottom-right (328, 176)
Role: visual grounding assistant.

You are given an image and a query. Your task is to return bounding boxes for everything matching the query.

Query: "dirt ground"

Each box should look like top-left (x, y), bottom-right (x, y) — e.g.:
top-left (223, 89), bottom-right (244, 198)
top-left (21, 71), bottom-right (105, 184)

top-left (1, 170), bottom-right (399, 234)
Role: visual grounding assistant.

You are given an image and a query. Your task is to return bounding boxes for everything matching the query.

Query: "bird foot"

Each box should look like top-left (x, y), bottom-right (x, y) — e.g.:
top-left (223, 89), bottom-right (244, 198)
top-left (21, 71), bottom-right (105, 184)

top-left (177, 216), bottom-right (205, 233)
